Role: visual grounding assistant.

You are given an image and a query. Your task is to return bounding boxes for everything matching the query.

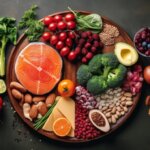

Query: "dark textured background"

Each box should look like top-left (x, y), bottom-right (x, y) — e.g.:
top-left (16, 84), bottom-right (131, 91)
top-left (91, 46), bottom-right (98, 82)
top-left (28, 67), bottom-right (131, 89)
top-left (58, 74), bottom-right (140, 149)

top-left (0, 0), bottom-right (150, 150)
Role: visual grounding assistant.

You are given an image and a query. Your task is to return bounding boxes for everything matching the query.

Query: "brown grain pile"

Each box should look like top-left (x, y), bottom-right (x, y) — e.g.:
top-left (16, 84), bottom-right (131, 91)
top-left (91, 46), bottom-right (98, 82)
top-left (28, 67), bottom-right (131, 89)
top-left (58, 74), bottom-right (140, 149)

top-left (99, 24), bottom-right (119, 46)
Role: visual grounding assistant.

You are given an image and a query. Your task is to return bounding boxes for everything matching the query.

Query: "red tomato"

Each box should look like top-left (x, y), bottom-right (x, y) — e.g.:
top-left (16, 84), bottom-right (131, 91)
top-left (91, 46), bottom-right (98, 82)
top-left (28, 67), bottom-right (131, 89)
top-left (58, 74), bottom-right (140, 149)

top-left (68, 51), bottom-right (76, 61)
top-left (65, 38), bottom-right (73, 47)
top-left (57, 21), bottom-right (67, 30)
top-left (60, 47), bottom-right (70, 56)
top-left (144, 66), bottom-right (150, 84)
top-left (53, 15), bottom-right (63, 22)
top-left (67, 21), bottom-right (76, 30)
top-left (50, 35), bottom-right (58, 45)
top-left (56, 41), bottom-right (64, 50)
top-left (59, 32), bottom-right (67, 41)
top-left (42, 32), bottom-right (51, 41)
top-left (58, 79), bottom-right (75, 97)
top-left (48, 22), bottom-right (57, 31)
top-left (68, 31), bottom-right (76, 39)
top-left (65, 13), bottom-right (75, 21)
top-left (43, 16), bottom-right (54, 25)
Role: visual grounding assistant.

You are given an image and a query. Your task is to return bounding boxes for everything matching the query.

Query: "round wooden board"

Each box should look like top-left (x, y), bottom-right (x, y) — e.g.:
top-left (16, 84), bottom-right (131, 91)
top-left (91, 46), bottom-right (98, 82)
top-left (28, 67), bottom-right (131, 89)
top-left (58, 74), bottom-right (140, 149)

top-left (6, 11), bottom-right (140, 143)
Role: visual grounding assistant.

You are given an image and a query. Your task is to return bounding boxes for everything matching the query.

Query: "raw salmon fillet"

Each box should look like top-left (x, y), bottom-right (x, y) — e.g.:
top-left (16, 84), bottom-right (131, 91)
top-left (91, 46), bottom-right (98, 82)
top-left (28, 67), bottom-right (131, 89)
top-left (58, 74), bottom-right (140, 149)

top-left (15, 42), bottom-right (62, 95)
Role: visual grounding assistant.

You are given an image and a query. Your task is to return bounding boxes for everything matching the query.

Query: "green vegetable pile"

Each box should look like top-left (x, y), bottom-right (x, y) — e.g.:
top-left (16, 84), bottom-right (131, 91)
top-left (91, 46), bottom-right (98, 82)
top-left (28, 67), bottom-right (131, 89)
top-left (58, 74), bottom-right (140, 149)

top-left (18, 5), bottom-right (44, 42)
top-left (77, 53), bottom-right (127, 95)
top-left (0, 17), bottom-right (17, 76)
top-left (68, 7), bottom-right (102, 33)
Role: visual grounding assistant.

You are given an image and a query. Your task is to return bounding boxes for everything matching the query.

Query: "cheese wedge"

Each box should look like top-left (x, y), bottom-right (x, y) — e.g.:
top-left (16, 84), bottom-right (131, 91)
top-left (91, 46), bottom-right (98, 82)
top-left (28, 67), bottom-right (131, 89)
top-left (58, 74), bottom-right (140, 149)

top-left (56, 97), bottom-right (75, 129)
top-left (42, 97), bottom-right (75, 137)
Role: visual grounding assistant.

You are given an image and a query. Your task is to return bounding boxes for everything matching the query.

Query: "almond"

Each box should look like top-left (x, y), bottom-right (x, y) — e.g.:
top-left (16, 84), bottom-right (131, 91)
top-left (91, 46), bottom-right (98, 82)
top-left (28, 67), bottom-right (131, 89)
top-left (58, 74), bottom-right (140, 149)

top-left (24, 94), bottom-right (32, 104)
top-left (29, 105), bottom-right (38, 119)
top-left (10, 81), bottom-right (26, 93)
top-left (11, 89), bottom-right (22, 100)
top-left (33, 96), bottom-right (46, 103)
top-left (45, 93), bottom-right (56, 107)
top-left (38, 103), bottom-right (48, 116)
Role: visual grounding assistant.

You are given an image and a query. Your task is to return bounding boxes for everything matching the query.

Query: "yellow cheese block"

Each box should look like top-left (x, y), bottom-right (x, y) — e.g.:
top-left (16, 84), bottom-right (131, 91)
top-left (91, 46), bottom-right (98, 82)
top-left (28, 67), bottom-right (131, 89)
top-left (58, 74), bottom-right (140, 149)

top-left (56, 97), bottom-right (75, 129)
top-left (42, 111), bottom-right (54, 131)
top-left (42, 97), bottom-right (75, 137)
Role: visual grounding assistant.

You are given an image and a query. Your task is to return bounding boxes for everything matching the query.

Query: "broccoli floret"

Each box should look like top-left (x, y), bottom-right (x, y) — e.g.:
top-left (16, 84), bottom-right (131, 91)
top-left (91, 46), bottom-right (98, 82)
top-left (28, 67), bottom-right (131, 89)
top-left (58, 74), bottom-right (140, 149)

top-left (107, 64), bottom-right (127, 88)
top-left (87, 76), bottom-right (108, 95)
top-left (77, 64), bottom-right (92, 86)
top-left (101, 53), bottom-right (119, 68)
top-left (101, 53), bottom-right (119, 78)
top-left (88, 54), bottom-right (102, 75)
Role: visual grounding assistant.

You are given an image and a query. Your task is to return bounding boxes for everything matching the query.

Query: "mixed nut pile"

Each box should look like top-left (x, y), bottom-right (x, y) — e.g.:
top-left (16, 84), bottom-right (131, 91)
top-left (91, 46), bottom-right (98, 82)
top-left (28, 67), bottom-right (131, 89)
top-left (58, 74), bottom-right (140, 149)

top-left (10, 81), bottom-right (56, 121)
top-left (95, 88), bottom-right (133, 124)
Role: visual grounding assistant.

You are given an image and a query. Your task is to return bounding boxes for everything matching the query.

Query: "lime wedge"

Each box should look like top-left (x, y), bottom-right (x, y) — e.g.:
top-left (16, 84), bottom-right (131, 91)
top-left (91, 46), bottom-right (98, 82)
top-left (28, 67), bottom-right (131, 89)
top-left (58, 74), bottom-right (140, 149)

top-left (0, 79), bottom-right (6, 94)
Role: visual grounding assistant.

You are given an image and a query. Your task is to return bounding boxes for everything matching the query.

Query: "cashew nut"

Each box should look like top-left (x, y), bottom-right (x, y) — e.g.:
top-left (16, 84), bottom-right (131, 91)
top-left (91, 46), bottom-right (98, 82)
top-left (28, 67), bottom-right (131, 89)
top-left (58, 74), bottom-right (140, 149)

top-left (23, 103), bottom-right (32, 121)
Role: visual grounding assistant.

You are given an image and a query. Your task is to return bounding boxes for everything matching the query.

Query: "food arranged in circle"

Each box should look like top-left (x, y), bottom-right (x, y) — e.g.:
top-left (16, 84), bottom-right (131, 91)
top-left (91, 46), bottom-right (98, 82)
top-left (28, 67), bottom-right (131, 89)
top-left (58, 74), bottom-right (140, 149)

top-left (7, 7), bottom-right (144, 142)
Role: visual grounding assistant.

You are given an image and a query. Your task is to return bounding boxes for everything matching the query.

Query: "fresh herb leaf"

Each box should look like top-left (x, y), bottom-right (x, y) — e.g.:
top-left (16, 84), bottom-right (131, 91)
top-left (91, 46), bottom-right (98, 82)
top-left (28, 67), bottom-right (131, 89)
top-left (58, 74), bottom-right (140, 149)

top-left (18, 5), bottom-right (44, 42)
top-left (68, 7), bottom-right (103, 33)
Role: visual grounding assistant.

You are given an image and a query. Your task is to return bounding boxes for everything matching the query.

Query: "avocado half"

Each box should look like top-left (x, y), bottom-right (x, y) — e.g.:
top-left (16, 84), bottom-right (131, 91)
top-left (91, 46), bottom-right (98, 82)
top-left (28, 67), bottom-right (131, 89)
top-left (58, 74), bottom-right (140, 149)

top-left (114, 42), bottom-right (139, 66)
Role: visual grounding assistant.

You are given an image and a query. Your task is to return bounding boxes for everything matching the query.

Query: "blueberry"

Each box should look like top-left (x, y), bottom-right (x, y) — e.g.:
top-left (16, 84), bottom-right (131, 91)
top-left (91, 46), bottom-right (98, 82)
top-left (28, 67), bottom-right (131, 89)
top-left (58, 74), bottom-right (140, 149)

top-left (142, 41), bottom-right (147, 47)
top-left (148, 43), bottom-right (150, 49)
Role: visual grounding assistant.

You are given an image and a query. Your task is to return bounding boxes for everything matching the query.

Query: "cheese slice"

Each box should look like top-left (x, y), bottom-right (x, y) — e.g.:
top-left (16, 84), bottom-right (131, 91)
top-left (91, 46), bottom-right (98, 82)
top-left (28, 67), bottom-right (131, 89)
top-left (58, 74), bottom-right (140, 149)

top-left (56, 97), bottom-right (75, 129)
top-left (42, 97), bottom-right (75, 137)
top-left (42, 111), bottom-right (54, 131)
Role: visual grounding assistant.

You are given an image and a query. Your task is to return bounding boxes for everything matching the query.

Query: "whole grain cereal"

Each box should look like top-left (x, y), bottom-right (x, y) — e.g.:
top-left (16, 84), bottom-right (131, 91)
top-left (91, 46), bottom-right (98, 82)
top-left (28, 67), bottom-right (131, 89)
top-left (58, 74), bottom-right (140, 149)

top-left (99, 23), bottom-right (120, 46)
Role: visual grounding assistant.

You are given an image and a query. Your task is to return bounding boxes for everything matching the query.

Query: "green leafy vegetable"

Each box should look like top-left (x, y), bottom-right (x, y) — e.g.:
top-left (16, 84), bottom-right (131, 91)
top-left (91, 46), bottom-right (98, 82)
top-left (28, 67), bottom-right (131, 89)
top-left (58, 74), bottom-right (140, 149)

top-left (34, 100), bottom-right (57, 130)
top-left (68, 7), bottom-right (102, 33)
top-left (0, 17), bottom-right (17, 76)
top-left (18, 5), bottom-right (44, 41)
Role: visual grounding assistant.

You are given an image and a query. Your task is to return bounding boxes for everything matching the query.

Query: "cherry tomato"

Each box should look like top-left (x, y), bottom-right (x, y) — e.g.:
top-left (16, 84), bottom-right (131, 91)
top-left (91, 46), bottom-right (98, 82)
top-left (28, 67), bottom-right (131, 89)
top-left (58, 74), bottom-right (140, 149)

top-left (0, 97), bottom-right (3, 110)
top-left (65, 38), bottom-right (73, 47)
top-left (59, 32), bottom-right (67, 41)
top-left (53, 15), bottom-right (63, 22)
top-left (68, 51), bottom-right (77, 61)
top-left (56, 41), bottom-right (64, 50)
top-left (68, 31), bottom-right (76, 39)
top-left (50, 35), bottom-right (58, 45)
top-left (60, 47), bottom-right (70, 56)
top-left (57, 21), bottom-right (67, 30)
top-left (65, 13), bottom-right (75, 21)
top-left (48, 22), bottom-right (57, 31)
top-left (43, 16), bottom-right (54, 25)
top-left (67, 21), bottom-right (76, 30)
top-left (42, 32), bottom-right (51, 41)
top-left (144, 66), bottom-right (150, 84)
top-left (58, 79), bottom-right (75, 97)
